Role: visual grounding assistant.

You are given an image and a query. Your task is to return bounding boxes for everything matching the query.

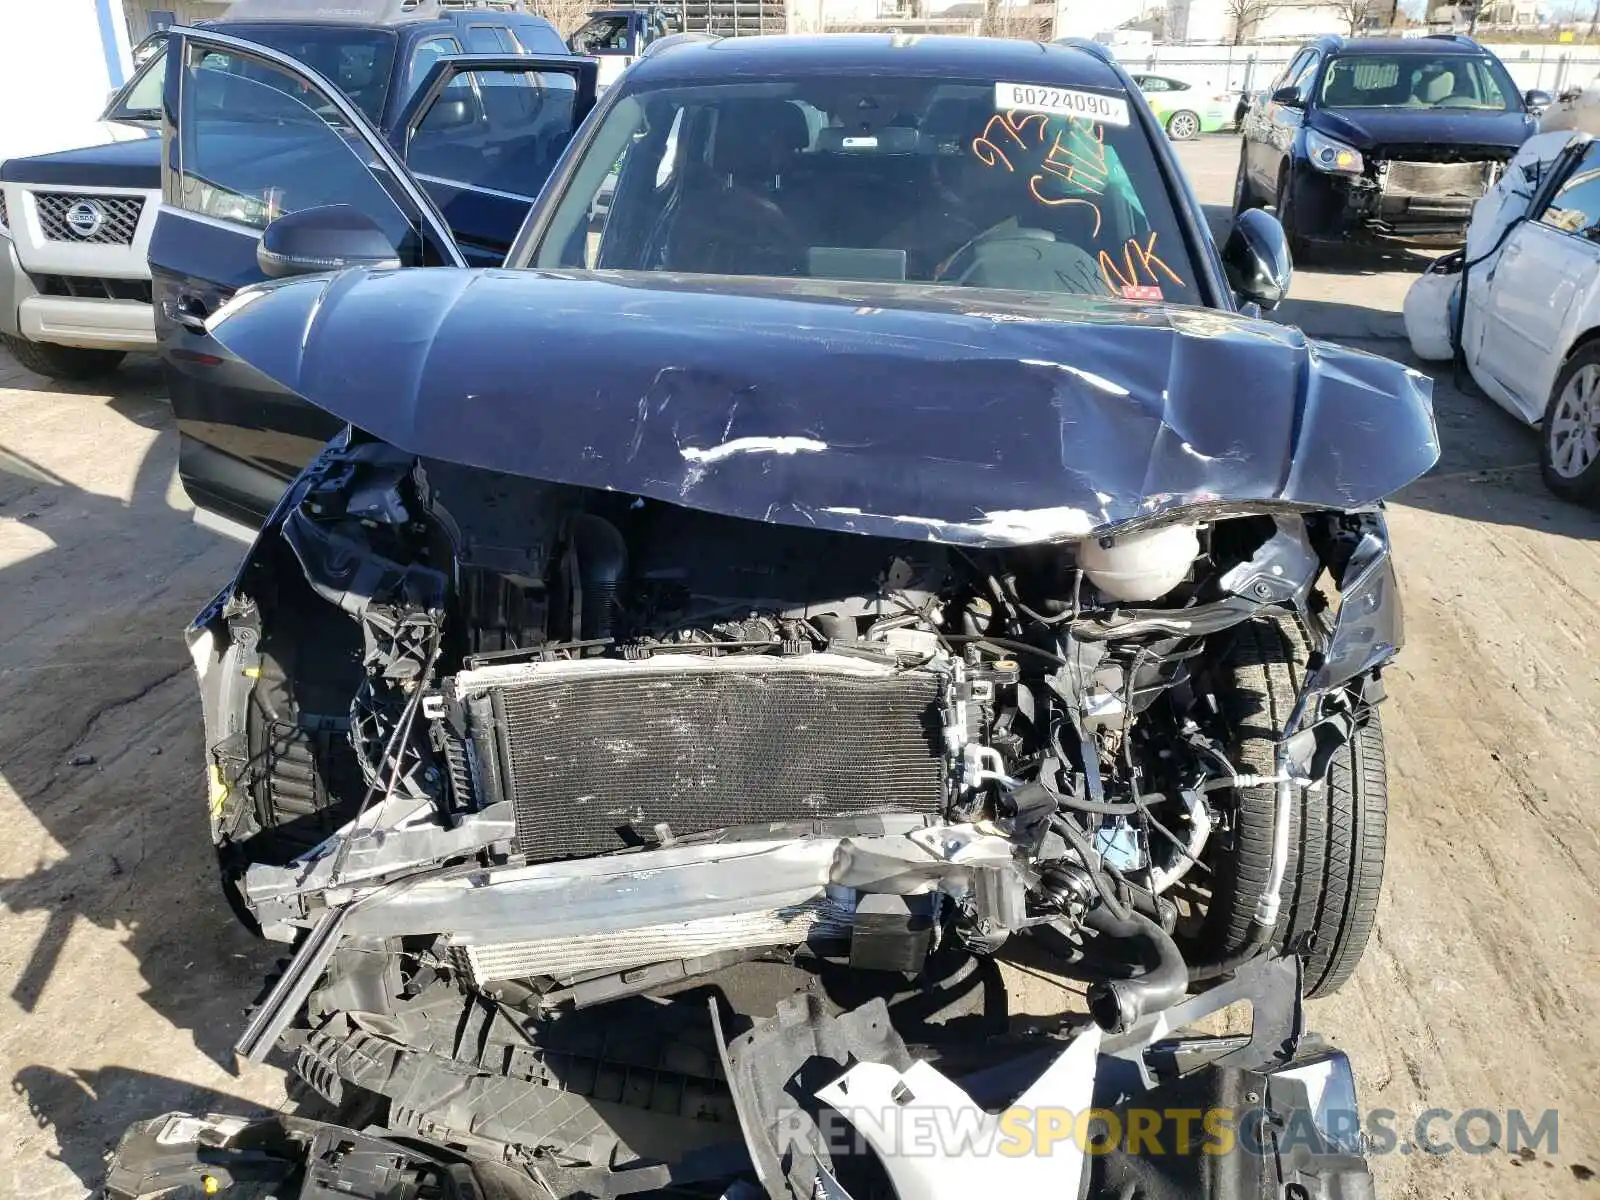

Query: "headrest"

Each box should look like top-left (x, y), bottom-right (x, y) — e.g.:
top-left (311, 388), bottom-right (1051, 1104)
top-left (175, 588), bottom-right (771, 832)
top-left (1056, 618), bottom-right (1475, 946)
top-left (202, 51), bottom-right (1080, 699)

top-left (711, 100), bottom-right (810, 176)
top-left (1419, 69), bottom-right (1456, 104)
top-left (1323, 68), bottom-right (1360, 106)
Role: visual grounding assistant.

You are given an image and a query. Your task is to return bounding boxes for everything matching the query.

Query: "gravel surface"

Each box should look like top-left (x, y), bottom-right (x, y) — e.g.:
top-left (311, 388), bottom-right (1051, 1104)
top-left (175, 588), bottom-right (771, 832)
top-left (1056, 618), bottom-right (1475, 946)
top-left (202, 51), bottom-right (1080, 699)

top-left (0, 134), bottom-right (1596, 1197)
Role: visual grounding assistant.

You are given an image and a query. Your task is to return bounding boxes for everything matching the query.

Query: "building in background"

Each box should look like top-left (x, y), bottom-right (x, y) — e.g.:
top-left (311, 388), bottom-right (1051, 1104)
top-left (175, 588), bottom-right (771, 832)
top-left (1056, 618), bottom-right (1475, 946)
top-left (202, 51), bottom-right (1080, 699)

top-left (121, 0), bottom-right (228, 37)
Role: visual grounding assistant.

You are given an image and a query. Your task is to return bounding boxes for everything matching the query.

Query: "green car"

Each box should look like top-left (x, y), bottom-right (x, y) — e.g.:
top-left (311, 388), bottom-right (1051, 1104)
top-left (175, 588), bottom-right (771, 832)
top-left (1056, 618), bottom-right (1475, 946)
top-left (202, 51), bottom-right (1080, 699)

top-left (1129, 73), bottom-right (1231, 140)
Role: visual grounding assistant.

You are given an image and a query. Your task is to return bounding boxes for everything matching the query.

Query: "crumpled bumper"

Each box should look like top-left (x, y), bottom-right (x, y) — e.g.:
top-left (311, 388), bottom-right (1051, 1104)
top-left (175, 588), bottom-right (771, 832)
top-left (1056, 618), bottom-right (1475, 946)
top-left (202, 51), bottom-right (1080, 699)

top-left (105, 954), bottom-right (1376, 1200)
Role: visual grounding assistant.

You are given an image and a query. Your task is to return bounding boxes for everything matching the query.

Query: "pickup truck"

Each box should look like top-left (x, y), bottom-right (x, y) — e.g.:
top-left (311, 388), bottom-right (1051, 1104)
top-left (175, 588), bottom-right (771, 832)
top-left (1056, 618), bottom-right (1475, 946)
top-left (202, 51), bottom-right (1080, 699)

top-left (0, 0), bottom-right (573, 382)
top-left (567, 4), bottom-right (679, 91)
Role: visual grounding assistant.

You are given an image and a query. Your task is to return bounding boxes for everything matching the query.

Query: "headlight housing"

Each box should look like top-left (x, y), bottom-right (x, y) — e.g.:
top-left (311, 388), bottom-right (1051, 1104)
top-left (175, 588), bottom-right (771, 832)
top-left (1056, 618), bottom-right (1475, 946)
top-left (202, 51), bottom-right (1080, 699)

top-left (1306, 129), bottom-right (1364, 175)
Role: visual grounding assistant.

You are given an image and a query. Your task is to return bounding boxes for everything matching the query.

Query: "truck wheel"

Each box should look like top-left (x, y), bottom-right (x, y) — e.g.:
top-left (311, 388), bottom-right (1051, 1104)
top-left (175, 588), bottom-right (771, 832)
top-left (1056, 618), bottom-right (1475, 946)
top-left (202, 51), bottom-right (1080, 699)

top-left (1540, 343), bottom-right (1600, 507)
top-left (1183, 616), bottom-right (1388, 998)
top-left (1, 335), bottom-right (125, 381)
top-left (1166, 110), bottom-right (1201, 141)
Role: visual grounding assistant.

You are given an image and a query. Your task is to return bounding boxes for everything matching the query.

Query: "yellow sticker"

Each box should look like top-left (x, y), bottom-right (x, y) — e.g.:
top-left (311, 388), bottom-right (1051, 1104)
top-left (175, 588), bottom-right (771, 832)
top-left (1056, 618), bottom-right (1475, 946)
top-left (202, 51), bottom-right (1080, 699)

top-left (209, 764), bottom-right (229, 817)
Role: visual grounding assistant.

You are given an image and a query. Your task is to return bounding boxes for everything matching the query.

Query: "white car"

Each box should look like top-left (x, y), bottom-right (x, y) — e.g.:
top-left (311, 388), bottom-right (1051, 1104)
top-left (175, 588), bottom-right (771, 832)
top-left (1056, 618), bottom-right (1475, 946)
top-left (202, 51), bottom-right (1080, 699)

top-left (1406, 130), bottom-right (1600, 505)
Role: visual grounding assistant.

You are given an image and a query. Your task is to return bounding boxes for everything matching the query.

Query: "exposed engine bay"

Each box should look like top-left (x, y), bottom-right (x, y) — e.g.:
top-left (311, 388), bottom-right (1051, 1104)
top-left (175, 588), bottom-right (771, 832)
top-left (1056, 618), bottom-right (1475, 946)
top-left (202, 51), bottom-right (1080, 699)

top-left (187, 433), bottom-right (1401, 1198)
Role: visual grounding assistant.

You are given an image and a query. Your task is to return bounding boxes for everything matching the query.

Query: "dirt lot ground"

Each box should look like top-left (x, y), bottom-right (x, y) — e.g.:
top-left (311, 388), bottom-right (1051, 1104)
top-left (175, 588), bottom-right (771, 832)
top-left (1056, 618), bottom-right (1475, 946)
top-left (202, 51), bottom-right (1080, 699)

top-left (1, 135), bottom-right (1597, 1198)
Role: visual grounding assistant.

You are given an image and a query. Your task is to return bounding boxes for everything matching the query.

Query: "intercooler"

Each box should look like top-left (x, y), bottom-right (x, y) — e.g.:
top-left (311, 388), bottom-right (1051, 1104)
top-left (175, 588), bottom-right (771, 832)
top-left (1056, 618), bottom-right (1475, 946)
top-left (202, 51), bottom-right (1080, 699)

top-left (454, 891), bottom-right (856, 982)
top-left (450, 654), bottom-right (949, 862)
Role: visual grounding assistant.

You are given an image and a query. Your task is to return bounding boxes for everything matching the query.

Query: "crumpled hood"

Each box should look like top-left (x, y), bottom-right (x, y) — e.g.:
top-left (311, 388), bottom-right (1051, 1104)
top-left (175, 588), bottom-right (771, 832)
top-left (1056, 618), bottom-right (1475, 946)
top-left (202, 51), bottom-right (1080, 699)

top-left (1310, 105), bottom-right (1534, 153)
top-left (206, 268), bottom-right (1439, 547)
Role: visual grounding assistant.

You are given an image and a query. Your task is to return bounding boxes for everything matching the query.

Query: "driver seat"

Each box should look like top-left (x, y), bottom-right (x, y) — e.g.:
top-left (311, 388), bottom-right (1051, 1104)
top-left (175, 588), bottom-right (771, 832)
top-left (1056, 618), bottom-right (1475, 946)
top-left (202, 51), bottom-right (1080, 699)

top-left (665, 100), bottom-right (810, 277)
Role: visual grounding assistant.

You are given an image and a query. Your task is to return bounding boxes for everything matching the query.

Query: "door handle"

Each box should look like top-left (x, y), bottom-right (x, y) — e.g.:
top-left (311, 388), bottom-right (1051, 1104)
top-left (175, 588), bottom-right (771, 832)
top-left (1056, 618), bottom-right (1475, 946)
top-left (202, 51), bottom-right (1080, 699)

top-left (169, 293), bottom-right (211, 334)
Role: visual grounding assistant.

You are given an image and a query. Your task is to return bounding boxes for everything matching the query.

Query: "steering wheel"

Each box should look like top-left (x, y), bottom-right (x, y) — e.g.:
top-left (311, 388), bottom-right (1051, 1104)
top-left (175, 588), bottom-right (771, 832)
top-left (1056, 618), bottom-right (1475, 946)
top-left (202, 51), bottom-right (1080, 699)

top-left (932, 224), bottom-right (1057, 285)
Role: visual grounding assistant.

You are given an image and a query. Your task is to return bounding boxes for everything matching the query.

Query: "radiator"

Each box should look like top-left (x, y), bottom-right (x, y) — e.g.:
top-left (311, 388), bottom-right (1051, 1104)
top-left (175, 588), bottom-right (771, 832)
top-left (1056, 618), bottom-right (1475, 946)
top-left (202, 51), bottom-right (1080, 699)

top-left (452, 653), bottom-right (949, 863)
top-left (1381, 160), bottom-right (1493, 199)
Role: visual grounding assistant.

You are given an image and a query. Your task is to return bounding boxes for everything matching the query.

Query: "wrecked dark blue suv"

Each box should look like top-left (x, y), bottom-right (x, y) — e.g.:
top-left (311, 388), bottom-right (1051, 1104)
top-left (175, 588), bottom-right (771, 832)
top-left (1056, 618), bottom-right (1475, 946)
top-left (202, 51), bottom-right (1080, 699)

top-left (1234, 33), bottom-right (1546, 254)
top-left (126, 29), bottom-right (1437, 1200)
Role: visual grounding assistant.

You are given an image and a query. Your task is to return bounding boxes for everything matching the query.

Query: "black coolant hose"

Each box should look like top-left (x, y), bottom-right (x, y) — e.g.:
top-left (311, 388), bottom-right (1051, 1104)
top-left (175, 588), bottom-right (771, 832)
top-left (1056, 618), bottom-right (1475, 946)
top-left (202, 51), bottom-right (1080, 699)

top-left (570, 514), bottom-right (628, 641)
top-left (1081, 907), bottom-right (1188, 1035)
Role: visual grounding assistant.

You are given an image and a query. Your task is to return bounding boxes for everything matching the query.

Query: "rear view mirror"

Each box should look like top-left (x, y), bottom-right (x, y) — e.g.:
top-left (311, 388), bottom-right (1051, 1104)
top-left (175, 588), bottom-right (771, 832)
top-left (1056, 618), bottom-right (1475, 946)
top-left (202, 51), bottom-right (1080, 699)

top-left (1524, 88), bottom-right (1553, 113)
top-left (1271, 86), bottom-right (1304, 107)
top-left (257, 205), bottom-right (400, 279)
top-left (1222, 208), bottom-right (1292, 312)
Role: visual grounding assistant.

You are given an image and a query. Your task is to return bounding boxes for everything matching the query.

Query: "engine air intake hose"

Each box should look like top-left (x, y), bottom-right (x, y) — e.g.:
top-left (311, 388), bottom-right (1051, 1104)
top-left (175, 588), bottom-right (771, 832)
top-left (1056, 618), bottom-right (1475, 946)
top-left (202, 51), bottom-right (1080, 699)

top-left (570, 514), bottom-right (628, 641)
top-left (1081, 907), bottom-right (1188, 1034)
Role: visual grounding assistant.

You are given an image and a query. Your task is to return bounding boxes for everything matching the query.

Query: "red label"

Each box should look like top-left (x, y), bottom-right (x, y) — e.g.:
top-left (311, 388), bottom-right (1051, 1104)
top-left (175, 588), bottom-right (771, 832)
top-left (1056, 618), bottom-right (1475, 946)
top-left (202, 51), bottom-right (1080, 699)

top-left (1120, 285), bottom-right (1163, 301)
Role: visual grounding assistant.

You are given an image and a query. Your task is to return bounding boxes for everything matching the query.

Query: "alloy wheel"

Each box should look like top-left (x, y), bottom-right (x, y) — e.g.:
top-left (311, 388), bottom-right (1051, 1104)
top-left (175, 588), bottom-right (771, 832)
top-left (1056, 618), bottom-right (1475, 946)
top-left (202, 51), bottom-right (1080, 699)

top-left (1168, 111), bottom-right (1200, 140)
top-left (1550, 363), bottom-right (1600, 480)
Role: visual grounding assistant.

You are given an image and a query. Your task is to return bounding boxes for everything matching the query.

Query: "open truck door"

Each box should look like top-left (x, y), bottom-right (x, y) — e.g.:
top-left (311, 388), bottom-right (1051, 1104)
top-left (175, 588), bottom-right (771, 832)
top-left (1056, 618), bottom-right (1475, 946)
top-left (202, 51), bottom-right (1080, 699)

top-left (149, 27), bottom-right (595, 534)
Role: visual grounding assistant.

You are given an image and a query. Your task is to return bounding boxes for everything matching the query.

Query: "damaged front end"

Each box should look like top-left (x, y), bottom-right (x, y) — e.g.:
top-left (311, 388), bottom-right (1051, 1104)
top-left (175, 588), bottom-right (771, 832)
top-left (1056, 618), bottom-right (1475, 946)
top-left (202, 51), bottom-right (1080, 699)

top-left (181, 270), bottom-right (1433, 1199)
top-left (1297, 140), bottom-right (1519, 246)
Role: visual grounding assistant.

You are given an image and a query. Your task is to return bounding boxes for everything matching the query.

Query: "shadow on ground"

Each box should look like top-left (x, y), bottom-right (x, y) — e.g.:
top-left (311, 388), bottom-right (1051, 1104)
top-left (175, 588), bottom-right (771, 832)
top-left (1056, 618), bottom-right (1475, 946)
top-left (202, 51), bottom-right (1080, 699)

top-left (11, 1065), bottom-right (282, 1192)
top-left (0, 353), bottom-right (289, 1186)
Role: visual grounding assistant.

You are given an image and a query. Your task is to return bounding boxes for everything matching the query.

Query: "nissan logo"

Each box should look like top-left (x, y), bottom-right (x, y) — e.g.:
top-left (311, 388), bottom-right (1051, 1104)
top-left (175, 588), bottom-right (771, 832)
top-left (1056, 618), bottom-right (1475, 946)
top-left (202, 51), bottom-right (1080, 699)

top-left (64, 200), bottom-right (107, 239)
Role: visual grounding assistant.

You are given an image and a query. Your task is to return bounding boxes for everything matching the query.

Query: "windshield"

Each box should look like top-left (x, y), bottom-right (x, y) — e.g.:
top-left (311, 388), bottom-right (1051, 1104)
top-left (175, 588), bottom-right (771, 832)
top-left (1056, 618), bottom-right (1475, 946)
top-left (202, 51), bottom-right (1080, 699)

top-left (1318, 53), bottom-right (1516, 112)
top-left (531, 77), bottom-right (1202, 306)
top-left (112, 26), bottom-right (400, 125)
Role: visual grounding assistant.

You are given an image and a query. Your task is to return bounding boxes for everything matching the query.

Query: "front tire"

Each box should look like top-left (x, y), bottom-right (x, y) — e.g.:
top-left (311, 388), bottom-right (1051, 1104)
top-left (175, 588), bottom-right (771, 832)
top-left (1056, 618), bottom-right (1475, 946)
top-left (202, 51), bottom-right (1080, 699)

top-left (0, 334), bottom-right (125, 381)
top-left (1166, 110), bottom-right (1201, 141)
top-left (1183, 616), bottom-right (1388, 998)
top-left (1540, 344), bottom-right (1600, 507)
top-left (1275, 170), bottom-right (1313, 265)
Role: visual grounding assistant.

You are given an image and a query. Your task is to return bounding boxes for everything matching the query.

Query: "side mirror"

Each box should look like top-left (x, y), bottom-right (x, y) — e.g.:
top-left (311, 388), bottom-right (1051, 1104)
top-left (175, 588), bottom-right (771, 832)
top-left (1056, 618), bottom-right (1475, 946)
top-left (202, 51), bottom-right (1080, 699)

top-left (1525, 88), bottom-right (1553, 112)
top-left (1222, 208), bottom-right (1293, 312)
top-left (422, 97), bottom-right (474, 131)
top-left (257, 205), bottom-right (400, 279)
top-left (1270, 86), bottom-right (1304, 108)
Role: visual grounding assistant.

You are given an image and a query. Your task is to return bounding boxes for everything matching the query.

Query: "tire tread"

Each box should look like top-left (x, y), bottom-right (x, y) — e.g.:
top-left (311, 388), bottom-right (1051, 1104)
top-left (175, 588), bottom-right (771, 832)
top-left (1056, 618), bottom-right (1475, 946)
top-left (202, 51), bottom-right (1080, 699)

top-left (0, 334), bottom-right (125, 381)
top-left (1184, 614), bottom-right (1389, 998)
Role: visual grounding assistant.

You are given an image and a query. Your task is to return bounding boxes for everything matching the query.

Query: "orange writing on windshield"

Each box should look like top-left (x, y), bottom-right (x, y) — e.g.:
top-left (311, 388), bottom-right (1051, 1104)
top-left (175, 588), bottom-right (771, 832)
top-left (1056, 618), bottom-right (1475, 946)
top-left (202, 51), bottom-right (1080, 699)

top-left (1099, 233), bottom-right (1184, 292)
top-left (972, 112), bottom-right (1108, 235)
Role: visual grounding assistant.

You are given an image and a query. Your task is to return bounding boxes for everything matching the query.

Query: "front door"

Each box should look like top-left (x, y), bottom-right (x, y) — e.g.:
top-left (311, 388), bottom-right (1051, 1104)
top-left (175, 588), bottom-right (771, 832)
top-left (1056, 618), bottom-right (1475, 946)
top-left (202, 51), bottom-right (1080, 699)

top-left (1472, 143), bottom-right (1600, 423)
top-left (149, 28), bottom-right (595, 531)
top-left (1248, 51), bottom-right (1315, 198)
